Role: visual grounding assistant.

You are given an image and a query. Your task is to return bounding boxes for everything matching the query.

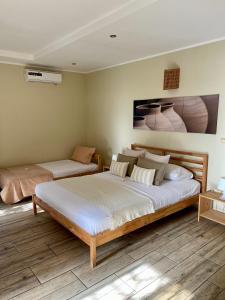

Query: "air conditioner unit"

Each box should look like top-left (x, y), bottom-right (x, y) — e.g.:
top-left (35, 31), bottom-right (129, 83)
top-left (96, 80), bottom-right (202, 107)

top-left (24, 69), bottom-right (62, 84)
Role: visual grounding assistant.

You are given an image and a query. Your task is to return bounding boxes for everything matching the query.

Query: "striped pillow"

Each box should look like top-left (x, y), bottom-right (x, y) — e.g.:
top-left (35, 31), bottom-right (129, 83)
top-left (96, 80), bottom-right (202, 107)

top-left (110, 161), bottom-right (129, 178)
top-left (130, 165), bottom-right (155, 186)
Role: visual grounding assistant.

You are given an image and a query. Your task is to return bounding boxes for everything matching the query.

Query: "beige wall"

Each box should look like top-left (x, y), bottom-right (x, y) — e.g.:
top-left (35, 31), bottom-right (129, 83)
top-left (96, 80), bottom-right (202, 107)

top-left (85, 41), bottom-right (225, 187)
top-left (0, 64), bottom-right (85, 167)
top-left (1, 41), bottom-right (225, 186)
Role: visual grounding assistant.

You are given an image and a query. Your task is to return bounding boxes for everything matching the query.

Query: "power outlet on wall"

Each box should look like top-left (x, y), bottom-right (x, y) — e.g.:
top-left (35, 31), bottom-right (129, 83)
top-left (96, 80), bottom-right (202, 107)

top-left (221, 138), bottom-right (225, 144)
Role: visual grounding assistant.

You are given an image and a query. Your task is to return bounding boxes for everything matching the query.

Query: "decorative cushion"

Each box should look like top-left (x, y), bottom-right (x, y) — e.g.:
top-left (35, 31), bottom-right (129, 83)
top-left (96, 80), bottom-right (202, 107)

top-left (165, 164), bottom-right (193, 181)
top-left (122, 147), bottom-right (146, 158)
top-left (117, 154), bottom-right (138, 177)
top-left (130, 165), bottom-right (155, 187)
top-left (145, 152), bottom-right (170, 164)
top-left (110, 161), bottom-right (129, 178)
top-left (137, 157), bottom-right (167, 186)
top-left (71, 146), bottom-right (95, 164)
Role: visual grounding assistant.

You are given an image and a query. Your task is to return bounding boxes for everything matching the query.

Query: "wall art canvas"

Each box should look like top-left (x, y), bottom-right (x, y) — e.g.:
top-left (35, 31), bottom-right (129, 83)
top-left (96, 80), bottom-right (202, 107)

top-left (133, 94), bottom-right (219, 134)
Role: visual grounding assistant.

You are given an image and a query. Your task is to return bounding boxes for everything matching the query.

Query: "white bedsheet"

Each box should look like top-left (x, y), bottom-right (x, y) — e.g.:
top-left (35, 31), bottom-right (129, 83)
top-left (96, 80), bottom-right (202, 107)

top-left (102, 172), bottom-right (200, 211)
top-left (37, 160), bottom-right (98, 178)
top-left (35, 172), bottom-right (200, 235)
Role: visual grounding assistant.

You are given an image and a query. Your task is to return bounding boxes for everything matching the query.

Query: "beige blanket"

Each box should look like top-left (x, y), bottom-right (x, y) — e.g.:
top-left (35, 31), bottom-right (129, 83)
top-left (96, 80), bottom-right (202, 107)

top-left (0, 165), bottom-right (53, 204)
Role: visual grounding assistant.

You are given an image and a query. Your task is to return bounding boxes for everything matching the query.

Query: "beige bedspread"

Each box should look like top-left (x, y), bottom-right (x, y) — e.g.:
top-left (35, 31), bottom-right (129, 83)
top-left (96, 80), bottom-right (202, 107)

top-left (0, 165), bottom-right (53, 204)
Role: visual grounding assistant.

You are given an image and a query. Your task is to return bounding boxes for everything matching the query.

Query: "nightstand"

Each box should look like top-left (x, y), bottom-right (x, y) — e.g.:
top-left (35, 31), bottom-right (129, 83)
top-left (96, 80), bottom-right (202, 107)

top-left (103, 165), bottom-right (110, 172)
top-left (198, 190), bottom-right (225, 226)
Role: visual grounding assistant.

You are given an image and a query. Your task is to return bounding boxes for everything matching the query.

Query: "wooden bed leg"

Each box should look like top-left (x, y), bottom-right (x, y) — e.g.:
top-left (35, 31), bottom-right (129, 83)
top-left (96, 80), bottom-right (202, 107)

top-left (32, 195), bottom-right (37, 215)
top-left (90, 239), bottom-right (96, 268)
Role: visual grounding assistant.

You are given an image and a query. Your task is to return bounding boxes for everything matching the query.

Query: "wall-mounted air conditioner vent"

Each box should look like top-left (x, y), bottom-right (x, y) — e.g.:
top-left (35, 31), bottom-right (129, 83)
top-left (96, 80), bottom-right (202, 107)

top-left (24, 69), bottom-right (62, 84)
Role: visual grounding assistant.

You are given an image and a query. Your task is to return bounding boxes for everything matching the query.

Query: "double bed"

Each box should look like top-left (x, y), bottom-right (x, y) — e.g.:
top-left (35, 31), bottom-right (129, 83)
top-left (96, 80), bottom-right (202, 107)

top-left (33, 144), bottom-right (208, 267)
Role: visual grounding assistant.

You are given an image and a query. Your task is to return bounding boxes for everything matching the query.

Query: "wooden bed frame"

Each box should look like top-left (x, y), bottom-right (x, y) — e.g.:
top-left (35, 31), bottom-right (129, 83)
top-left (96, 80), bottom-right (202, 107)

top-left (33, 144), bottom-right (208, 268)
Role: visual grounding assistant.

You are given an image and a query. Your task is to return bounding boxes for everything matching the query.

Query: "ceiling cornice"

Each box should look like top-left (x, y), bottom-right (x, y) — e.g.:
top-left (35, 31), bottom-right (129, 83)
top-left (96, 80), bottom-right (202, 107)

top-left (86, 36), bottom-right (225, 73)
top-left (0, 49), bottom-right (33, 61)
top-left (0, 60), bottom-right (86, 74)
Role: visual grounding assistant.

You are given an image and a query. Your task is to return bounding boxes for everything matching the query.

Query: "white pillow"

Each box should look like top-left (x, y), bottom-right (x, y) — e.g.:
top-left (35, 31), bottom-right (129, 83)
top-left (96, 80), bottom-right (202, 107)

top-left (165, 164), bottom-right (193, 181)
top-left (110, 161), bottom-right (129, 178)
top-left (112, 153), bottom-right (118, 161)
top-left (123, 147), bottom-right (146, 158)
top-left (145, 152), bottom-right (170, 164)
top-left (130, 165), bottom-right (155, 186)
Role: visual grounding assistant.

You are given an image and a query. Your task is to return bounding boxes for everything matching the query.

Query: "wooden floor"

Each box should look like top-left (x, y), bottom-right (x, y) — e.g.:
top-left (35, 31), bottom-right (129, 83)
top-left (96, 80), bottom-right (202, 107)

top-left (1, 200), bottom-right (225, 300)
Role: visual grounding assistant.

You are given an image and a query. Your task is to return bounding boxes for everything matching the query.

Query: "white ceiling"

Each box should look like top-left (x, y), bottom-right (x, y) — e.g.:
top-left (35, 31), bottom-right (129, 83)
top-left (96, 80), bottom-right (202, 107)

top-left (0, 0), bottom-right (225, 73)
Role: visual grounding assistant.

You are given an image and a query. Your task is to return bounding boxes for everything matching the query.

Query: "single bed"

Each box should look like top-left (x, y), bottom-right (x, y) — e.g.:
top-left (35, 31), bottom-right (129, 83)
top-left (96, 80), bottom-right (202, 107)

top-left (37, 158), bottom-right (99, 179)
top-left (33, 144), bottom-right (208, 267)
top-left (0, 153), bottom-right (102, 204)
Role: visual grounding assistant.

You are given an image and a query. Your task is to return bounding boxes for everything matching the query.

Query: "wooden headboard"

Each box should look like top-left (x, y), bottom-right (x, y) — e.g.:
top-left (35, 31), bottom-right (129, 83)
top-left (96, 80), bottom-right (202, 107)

top-left (131, 144), bottom-right (208, 192)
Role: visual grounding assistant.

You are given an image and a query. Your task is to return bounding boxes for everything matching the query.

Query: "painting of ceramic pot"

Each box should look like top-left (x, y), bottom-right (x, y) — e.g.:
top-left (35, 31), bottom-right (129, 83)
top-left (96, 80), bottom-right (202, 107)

top-left (136, 103), bottom-right (173, 131)
top-left (160, 102), bottom-right (187, 132)
top-left (133, 94), bottom-right (219, 134)
top-left (133, 116), bottom-right (149, 129)
top-left (166, 97), bottom-right (208, 133)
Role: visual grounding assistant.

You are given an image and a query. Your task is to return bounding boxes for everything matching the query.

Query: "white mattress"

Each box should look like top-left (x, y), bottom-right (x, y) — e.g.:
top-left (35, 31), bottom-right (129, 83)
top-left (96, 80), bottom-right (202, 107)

top-left (35, 172), bottom-right (200, 235)
top-left (37, 160), bottom-right (98, 178)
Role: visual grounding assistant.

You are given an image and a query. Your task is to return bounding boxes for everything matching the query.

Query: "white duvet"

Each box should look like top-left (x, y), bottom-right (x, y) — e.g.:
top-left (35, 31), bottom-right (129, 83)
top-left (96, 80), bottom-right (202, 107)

top-left (35, 172), bottom-right (200, 235)
top-left (37, 160), bottom-right (98, 178)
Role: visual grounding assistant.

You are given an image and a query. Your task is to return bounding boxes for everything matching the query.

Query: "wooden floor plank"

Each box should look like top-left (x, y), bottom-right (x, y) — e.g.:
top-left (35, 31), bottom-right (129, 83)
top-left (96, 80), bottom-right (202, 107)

top-left (70, 274), bottom-right (134, 300)
top-left (185, 280), bottom-right (223, 300)
top-left (0, 268), bottom-right (40, 300)
top-left (0, 242), bottom-right (18, 259)
top-left (40, 278), bottom-right (86, 300)
top-left (0, 213), bottom-right (52, 239)
top-left (189, 221), bottom-right (225, 242)
top-left (116, 251), bottom-right (176, 292)
top-left (164, 254), bottom-right (220, 293)
top-left (49, 237), bottom-right (83, 256)
top-left (165, 236), bottom-right (207, 263)
top-left (0, 228), bottom-right (38, 246)
top-left (152, 209), bottom-right (197, 236)
top-left (0, 201), bottom-right (33, 226)
top-left (215, 289), bottom-right (225, 300)
top-left (196, 233), bottom-right (225, 266)
top-left (96, 234), bottom-right (132, 258)
top-left (209, 265), bottom-right (225, 288)
top-left (159, 221), bottom-right (198, 241)
top-left (30, 221), bottom-right (63, 235)
top-left (0, 245), bottom-right (55, 278)
top-left (11, 271), bottom-right (78, 300)
top-left (158, 232), bottom-right (193, 256)
top-left (31, 249), bottom-right (89, 283)
top-left (130, 276), bottom-right (184, 300)
top-left (72, 254), bottom-right (134, 287)
top-left (15, 230), bottom-right (74, 252)
top-left (128, 233), bottom-right (169, 260)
